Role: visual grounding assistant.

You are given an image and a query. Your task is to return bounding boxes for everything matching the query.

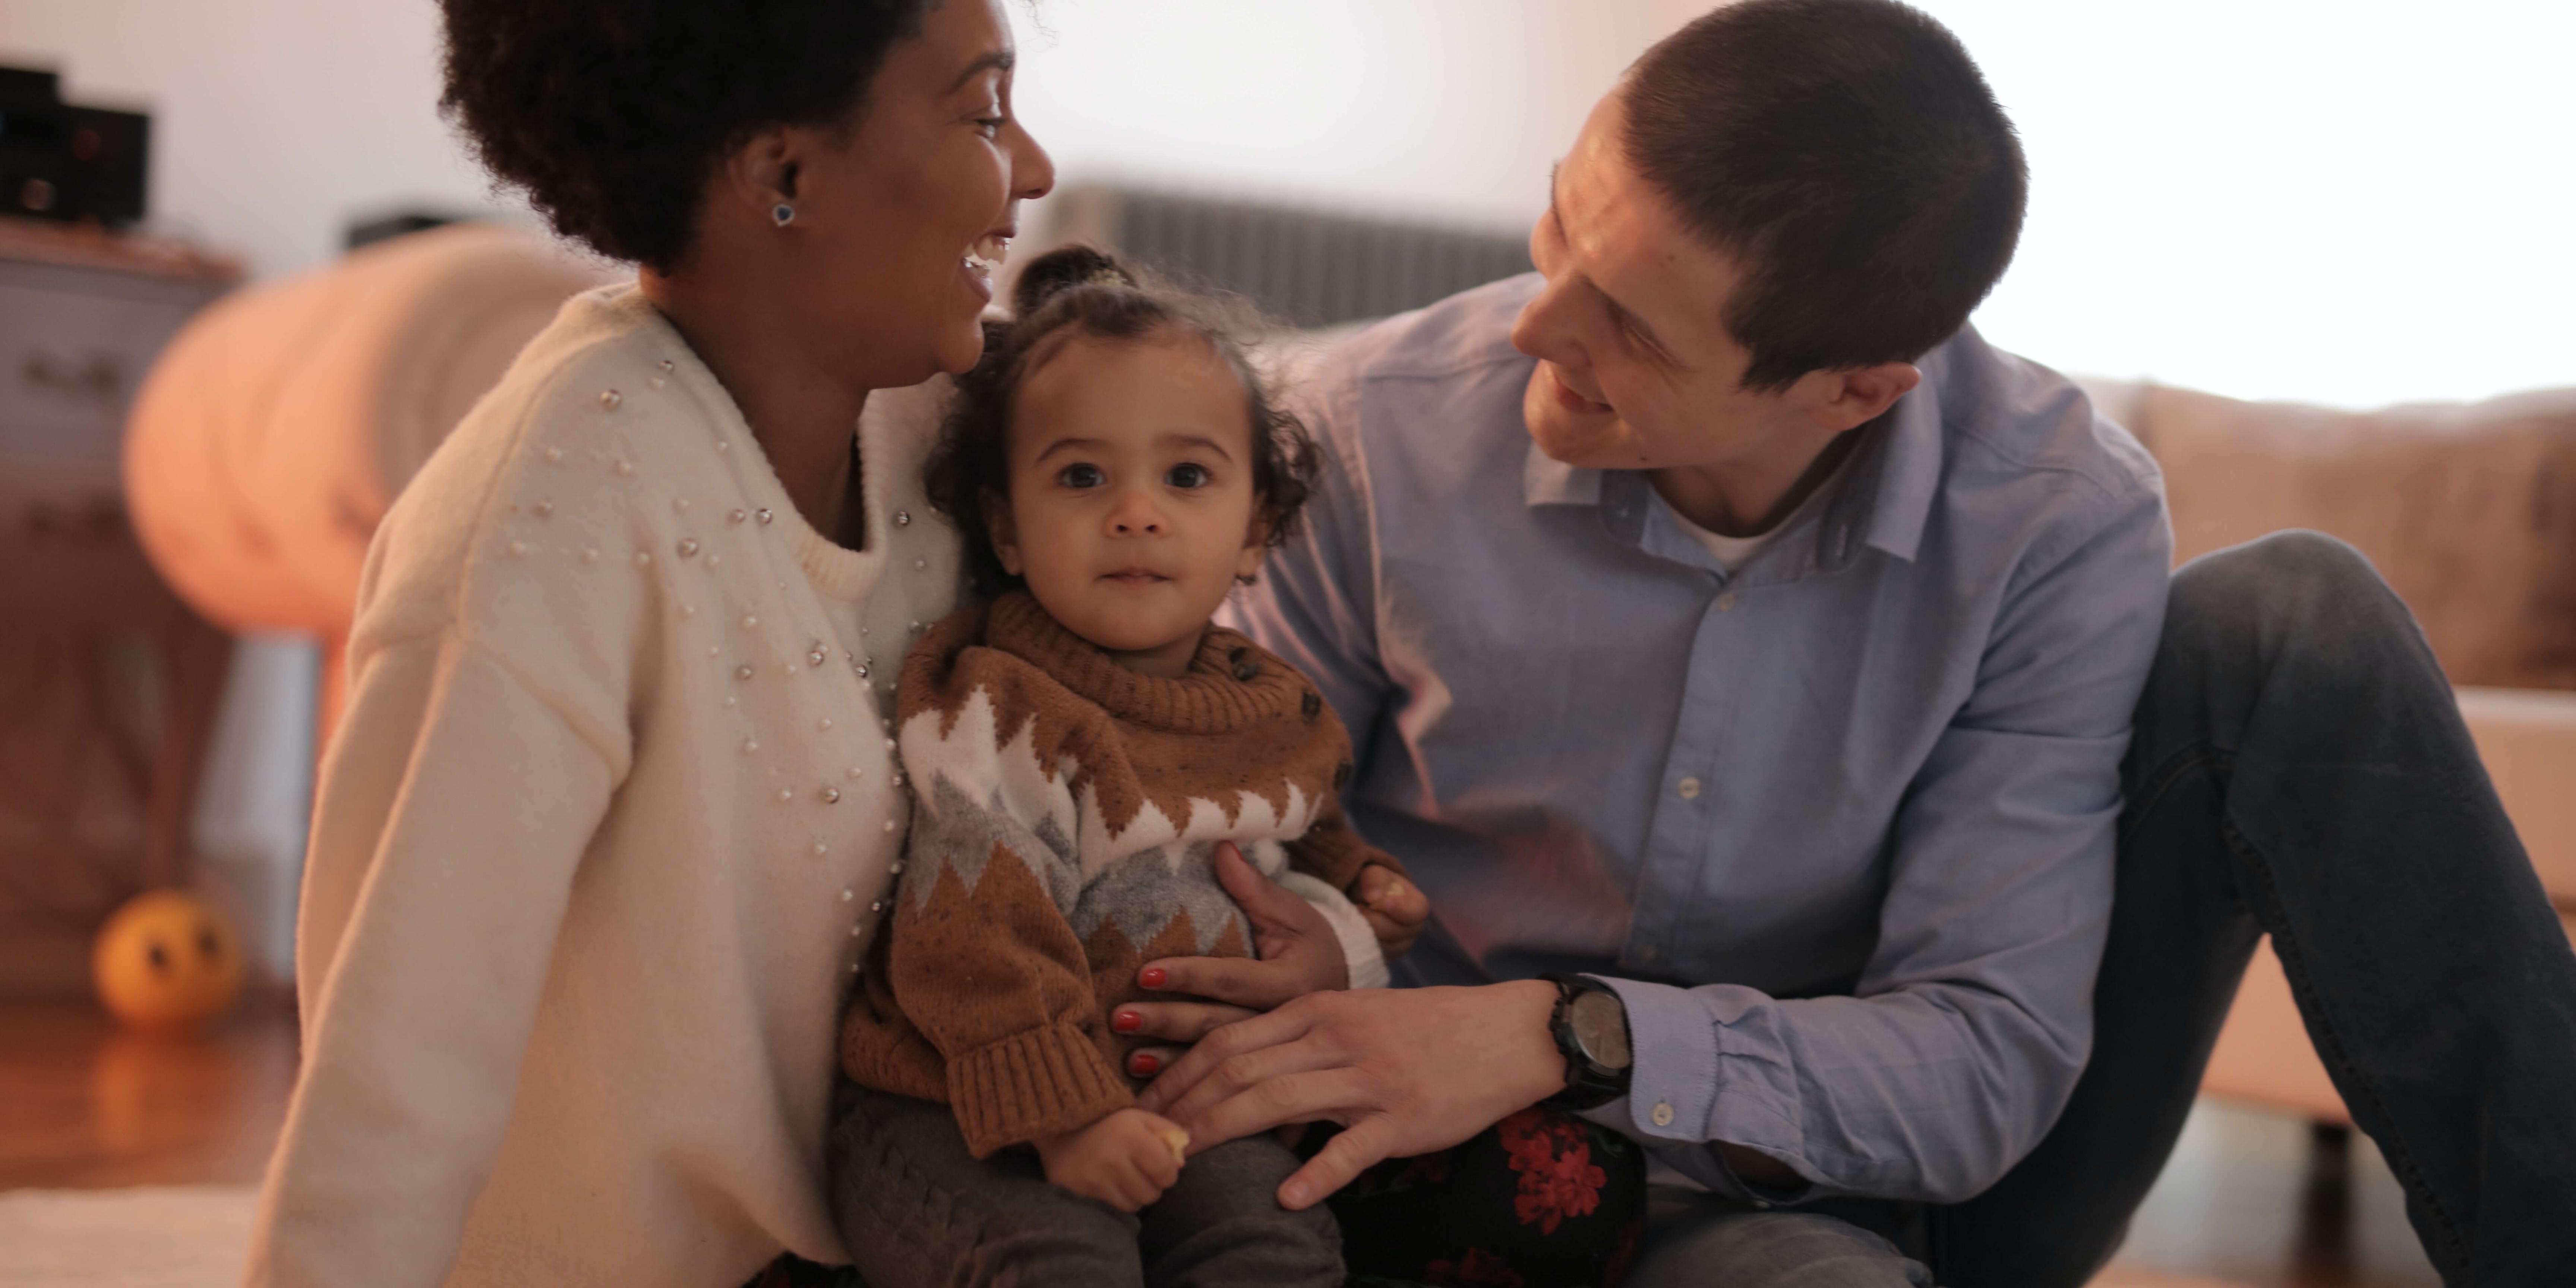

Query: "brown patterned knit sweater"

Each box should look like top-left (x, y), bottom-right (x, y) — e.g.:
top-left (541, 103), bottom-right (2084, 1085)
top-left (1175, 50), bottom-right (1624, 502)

top-left (838, 591), bottom-right (1402, 1158)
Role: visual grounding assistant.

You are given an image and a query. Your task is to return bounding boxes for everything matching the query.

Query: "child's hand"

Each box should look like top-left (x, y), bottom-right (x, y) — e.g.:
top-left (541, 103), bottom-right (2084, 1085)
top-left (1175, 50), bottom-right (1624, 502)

top-left (1034, 1108), bottom-right (1190, 1212)
top-left (1355, 864), bottom-right (1430, 959)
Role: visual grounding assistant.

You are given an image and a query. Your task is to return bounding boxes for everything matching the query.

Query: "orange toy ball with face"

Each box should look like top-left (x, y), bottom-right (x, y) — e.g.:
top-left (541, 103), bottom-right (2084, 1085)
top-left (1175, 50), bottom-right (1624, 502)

top-left (91, 890), bottom-right (244, 1031)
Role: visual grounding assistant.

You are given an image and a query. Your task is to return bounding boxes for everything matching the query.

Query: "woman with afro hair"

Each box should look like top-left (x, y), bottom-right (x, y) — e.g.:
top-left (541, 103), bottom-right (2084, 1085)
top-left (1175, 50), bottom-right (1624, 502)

top-left (244, 2), bottom-right (1377, 1284)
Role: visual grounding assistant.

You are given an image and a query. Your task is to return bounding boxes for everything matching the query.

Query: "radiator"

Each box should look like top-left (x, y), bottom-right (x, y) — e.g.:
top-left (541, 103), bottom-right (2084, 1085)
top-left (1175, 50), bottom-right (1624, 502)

top-left (1028, 185), bottom-right (1534, 329)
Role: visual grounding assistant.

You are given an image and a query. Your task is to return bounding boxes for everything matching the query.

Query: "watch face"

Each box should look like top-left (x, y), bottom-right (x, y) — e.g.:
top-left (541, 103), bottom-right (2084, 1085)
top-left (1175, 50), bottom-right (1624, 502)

top-left (1569, 989), bottom-right (1632, 1069)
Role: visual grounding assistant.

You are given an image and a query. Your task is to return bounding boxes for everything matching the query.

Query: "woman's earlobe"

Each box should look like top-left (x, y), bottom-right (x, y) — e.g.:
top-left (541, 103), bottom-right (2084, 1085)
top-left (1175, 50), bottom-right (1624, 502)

top-left (725, 129), bottom-right (806, 228)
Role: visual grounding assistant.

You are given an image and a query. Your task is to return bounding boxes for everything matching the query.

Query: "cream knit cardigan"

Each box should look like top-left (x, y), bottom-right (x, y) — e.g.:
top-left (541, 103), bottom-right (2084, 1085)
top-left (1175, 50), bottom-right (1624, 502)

top-left (246, 284), bottom-right (960, 1287)
top-left (243, 284), bottom-right (1383, 1288)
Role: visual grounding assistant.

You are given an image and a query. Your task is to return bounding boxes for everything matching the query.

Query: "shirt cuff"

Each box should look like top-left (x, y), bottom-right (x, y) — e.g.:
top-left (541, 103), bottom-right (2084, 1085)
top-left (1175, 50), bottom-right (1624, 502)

top-left (1586, 975), bottom-right (1809, 1196)
top-left (1276, 869), bottom-right (1388, 990)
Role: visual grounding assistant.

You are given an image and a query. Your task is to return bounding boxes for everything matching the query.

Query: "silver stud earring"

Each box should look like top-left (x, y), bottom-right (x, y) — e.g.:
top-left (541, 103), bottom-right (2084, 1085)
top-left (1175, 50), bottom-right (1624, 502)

top-left (772, 202), bottom-right (795, 227)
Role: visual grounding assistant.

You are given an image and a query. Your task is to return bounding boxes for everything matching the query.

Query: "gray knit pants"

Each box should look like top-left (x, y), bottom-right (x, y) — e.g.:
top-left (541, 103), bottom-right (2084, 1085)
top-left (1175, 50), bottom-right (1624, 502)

top-left (825, 1082), bottom-right (1342, 1288)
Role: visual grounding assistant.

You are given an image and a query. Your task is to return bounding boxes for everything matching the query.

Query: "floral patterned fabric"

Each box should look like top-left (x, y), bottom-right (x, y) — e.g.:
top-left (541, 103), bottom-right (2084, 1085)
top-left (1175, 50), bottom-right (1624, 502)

top-left (1330, 1107), bottom-right (1648, 1288)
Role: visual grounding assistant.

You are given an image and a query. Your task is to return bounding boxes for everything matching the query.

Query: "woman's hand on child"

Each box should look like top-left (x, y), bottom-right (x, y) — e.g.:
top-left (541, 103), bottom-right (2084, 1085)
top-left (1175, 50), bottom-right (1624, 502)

top-left (1115, 842), bottom-right (1352, 1077)
top-left (1211, 840), bottom-right (1352, 1002)
top-left (1355, 864), bottom-right (1430, 958)
top-left (1033, 1108), bottom-right (1190, 1212)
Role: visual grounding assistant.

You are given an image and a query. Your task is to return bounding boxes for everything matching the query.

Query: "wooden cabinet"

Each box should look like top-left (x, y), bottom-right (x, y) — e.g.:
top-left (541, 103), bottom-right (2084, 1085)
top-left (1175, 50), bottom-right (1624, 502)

top-left (0, 219), bottom-right (236, 998)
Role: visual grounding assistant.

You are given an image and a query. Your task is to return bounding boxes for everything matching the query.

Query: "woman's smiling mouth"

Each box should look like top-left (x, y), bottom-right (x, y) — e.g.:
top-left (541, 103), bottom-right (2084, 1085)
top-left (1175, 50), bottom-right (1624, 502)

top-left (962, 231), bottom-right (1012, 301)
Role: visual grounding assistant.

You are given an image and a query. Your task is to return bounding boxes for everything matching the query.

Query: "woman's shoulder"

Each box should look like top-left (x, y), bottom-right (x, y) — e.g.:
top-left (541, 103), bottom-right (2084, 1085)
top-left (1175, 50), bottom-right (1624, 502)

top-left (351, 285), bottom-right (721, 663)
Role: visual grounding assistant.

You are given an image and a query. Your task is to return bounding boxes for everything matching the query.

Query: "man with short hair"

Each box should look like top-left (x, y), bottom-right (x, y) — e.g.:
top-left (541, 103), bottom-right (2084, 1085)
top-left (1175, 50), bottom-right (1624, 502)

top-left (1126, 1), bottom-right (2576, 1282)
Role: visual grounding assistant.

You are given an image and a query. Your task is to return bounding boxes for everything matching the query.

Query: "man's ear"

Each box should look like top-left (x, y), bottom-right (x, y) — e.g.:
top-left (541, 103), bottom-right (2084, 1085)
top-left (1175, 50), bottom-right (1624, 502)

top-left (1804, 361), bottom-right (1922, 434)
top-left (985, 499), bottom-right (1025, 577)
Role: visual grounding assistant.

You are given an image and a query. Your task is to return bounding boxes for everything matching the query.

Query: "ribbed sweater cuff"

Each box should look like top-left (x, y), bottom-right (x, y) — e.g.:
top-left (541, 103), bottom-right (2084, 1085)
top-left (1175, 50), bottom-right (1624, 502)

top-left (947, 1022), bottom-right (1135, 1158)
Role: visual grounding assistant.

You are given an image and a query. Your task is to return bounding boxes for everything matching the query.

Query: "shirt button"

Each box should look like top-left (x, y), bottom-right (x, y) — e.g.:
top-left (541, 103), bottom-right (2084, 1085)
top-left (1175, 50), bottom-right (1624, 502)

top-left (1639, 944), bottom-right (1661, 962)
top-left (1715, 593), bottom-right (1738, 612)
top-left (1677, 776), bottom-right (1702, 800)
top-left (1651, 1102), bottom-right (1676, 1127)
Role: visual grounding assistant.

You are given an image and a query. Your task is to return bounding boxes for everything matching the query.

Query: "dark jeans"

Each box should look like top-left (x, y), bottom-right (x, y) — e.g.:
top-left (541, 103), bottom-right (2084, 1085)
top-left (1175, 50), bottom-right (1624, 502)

top-left (1623, 1187), bottom-right (1932, 1287)
top-left (1930, 531), bottom-right (2576, 1287)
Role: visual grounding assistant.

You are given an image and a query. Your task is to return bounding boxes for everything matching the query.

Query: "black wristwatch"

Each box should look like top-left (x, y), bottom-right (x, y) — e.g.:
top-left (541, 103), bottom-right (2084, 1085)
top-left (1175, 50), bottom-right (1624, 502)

top-left (1538, 973), bottom-right (1633, 1111)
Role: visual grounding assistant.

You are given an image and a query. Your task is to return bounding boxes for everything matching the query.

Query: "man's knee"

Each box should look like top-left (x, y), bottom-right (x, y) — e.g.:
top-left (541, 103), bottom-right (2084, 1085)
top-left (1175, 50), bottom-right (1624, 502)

top-left (2166, 530), bottom-right (2419, 670)
top-left (1625, 1209), bottom-right (1933, 1288)
top-left (2171, 530), bottom-right (2389, 634)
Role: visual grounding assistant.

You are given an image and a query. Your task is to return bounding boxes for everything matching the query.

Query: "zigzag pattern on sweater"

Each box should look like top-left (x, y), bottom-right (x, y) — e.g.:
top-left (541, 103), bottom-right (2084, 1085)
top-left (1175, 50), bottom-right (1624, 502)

top-left (899, 682), bottom-right (1323, 954)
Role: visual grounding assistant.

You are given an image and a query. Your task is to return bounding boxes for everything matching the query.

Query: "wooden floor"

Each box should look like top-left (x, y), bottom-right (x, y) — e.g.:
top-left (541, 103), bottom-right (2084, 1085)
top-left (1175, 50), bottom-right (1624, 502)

top-left (0, 998), bottom-right (298, 1191)
top-left (0, 999), bottom-right (2443, 1287)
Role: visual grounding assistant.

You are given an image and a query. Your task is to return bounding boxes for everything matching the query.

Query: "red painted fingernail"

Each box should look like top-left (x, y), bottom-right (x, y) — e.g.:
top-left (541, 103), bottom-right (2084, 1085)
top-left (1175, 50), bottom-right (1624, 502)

top-left (1133, 1054), bottom-right (1160, 1075)
top-left (1139, 967), bottom-right (1168, 989)
top-left (1112, 1010), bottom-right (1142, 1033)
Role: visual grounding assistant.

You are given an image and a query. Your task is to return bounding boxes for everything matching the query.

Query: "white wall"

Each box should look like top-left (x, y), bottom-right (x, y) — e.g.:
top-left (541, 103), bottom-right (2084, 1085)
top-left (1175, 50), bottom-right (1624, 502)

top-left (0, 0), bottom-right (1673, 279)
top-left (1934, 0), bottom-right (2576, 407)
top-left (7, 0), bottom-right (2560, 407)
top-left (1010, 0), bottom-right (1672, 233)
top-left (0, 0), bottom-right (504, 282)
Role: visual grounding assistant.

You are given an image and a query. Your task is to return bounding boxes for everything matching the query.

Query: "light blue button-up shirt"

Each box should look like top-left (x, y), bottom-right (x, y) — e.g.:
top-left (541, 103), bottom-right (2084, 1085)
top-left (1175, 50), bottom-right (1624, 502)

top-left (1223, 274), bottom-right (2172, 1205)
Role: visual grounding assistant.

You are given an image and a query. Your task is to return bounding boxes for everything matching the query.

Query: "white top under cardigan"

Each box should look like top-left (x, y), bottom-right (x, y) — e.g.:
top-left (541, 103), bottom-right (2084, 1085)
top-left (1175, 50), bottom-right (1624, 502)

top-left (243, 281), bottom-right (1389, 1288)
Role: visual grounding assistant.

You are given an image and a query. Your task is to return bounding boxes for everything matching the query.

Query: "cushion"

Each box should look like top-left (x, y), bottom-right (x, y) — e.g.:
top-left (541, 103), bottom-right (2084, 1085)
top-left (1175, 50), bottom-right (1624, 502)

top-left (123, 223), bottom-right (613, 635)
top-left (2122, 382), bottom-right (2576, 690)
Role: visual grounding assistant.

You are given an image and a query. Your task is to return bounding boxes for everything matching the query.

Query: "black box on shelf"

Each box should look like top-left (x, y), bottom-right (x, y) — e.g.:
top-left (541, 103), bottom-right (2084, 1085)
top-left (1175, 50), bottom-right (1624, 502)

top-left (0, 63), bottom-right (149, 227)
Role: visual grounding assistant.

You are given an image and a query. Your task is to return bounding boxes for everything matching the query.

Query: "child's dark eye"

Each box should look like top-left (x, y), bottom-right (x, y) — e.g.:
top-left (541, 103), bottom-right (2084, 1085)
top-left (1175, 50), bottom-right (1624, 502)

top-left (1167, 463), bottom-right (1212, 489)
top-left (1058, 463), bottom-right (1105, 489)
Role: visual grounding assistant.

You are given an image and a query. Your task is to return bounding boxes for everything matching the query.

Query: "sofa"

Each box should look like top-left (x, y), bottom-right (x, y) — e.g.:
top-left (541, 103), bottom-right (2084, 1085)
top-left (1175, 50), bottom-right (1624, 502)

top-left (2082, 376), bottom-right (2576, 1124)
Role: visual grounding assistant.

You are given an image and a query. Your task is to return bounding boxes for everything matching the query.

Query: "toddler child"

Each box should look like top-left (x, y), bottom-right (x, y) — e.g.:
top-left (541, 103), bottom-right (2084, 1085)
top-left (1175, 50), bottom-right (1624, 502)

top-left (831, 246), bottom-right (1418, 1286)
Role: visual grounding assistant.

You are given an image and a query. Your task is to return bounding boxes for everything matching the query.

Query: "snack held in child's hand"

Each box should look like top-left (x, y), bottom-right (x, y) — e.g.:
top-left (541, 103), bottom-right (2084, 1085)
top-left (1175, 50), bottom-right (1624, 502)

top-left (833, 246), bottom-right (1411, 1284)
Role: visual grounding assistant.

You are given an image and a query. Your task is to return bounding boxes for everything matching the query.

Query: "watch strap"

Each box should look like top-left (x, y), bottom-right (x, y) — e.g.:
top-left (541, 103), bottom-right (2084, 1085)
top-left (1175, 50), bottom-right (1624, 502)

top-left (1537, 972), bottom-right (1630, 1111)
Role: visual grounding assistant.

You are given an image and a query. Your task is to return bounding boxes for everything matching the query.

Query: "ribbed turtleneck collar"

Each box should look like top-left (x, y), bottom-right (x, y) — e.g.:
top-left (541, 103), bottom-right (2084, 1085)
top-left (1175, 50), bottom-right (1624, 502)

top-left (981, 591), bottom-right (1303, 733)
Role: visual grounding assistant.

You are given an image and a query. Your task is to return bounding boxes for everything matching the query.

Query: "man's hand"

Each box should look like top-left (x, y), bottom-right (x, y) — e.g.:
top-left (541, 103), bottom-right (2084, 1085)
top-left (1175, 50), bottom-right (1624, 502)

top-left (1033, 1108), bottom-right (1190, 1212)
top-left (1355, 864), bottom-right (1430, 959)
top-left (1133, 980), bottom-right (1565, 1210)
top-left (1115, 842), bottom-right (1350, 1078)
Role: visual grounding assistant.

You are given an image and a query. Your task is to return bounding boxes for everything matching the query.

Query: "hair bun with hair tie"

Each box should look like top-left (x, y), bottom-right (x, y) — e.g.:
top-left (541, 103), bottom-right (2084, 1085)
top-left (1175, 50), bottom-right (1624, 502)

top-left (1012, 243), bottom-right (1135, 316)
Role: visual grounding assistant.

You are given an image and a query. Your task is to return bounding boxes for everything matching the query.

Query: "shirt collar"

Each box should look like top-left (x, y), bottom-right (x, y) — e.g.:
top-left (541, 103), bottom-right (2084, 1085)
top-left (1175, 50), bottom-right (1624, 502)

top-left (1522, 441), bottom-right (1602, 507)
top-left (1831, 362), bottom-right (1946, 566)
top-left (1516, 338), bottom-right (1954, 568)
